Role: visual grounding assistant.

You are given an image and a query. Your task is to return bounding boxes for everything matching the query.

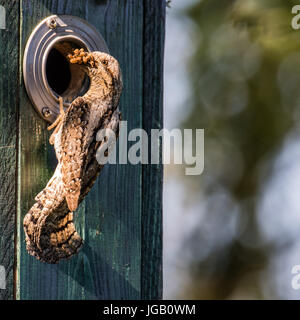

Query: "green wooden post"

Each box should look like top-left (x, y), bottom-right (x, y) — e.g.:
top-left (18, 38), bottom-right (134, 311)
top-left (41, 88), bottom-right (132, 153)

top-left (0, 0), bottom-right (19, 301)
top-left (0, 0), bottom-right (164, 300)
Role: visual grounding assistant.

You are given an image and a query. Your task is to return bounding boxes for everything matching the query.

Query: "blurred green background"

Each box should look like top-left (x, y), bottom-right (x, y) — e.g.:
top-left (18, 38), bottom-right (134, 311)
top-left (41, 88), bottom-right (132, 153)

top-left (164, 0), bottom-right (300, 299)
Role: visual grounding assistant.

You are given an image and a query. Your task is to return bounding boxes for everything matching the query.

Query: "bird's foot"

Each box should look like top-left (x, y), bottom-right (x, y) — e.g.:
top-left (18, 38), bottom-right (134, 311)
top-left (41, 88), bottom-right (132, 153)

top-left (48, 97), bottom-right (65, 145)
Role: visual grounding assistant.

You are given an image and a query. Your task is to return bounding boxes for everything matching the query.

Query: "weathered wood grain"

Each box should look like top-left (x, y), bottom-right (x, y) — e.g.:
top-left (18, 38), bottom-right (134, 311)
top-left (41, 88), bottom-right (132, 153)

top-left (84, 1), bottom-right (143, 299)
top-left (17, 0), bottom-right (143, 299)
top-left (141, 0), bottom-right (165, 300)
top-left (13, 0), bottom-right (164, 300)
top-left (0, 0), bottom-right (19, 300)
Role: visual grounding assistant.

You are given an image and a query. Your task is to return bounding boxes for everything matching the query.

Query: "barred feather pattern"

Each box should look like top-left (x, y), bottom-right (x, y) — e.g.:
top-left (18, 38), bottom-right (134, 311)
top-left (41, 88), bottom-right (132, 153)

top-left (23, 51), bottom-right (122, 263)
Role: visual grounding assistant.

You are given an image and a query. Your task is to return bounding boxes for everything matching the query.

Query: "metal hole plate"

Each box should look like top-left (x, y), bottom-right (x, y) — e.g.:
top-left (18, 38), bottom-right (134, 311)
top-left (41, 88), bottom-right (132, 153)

top-left (23, 15), bottom-right (109, 123)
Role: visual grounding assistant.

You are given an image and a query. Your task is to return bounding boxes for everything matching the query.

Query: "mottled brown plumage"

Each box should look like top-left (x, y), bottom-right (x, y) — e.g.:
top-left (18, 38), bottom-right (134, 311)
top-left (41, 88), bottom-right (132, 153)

top-left (23, 49), bottom-right (122, 263)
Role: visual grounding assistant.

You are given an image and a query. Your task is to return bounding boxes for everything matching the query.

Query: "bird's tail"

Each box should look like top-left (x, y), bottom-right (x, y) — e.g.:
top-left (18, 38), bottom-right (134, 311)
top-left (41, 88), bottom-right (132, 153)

top-left (23, 169), bottom-right (83, 264)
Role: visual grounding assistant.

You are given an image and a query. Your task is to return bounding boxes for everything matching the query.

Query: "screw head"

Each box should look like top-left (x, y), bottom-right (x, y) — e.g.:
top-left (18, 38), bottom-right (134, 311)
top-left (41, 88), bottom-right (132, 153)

top-left (47, 18), bottom-right (57, 29)
top-left (42, 107), bottom-right (52, 118)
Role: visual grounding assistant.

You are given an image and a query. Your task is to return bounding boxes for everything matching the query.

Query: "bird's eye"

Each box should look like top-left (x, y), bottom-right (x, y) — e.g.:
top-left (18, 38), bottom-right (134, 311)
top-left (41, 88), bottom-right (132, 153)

top-left (101, 59), bottom-right (108, 66)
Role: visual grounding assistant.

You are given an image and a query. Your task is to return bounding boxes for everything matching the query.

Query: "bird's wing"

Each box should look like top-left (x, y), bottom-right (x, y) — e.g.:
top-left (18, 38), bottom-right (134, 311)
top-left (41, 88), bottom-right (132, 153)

top-left (59, 97), bottom-right (90, 212)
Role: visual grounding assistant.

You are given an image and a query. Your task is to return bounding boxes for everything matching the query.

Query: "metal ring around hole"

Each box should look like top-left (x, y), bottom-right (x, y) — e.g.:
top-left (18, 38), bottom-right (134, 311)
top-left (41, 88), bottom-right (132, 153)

top-left (23, 15), bottom-right (109, 123)
top-left (42, 35), bottom-right (88, 102)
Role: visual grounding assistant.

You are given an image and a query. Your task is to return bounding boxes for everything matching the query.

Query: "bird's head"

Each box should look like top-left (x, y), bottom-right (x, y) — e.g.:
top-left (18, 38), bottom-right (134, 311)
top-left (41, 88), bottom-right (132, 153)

top-left (67, 49), bottom-right (122, 103)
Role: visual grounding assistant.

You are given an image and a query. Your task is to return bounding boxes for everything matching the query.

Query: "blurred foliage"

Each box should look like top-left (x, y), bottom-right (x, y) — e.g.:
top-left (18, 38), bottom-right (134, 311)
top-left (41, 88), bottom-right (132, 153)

top-left (180, 0), bottom-right (300, 299)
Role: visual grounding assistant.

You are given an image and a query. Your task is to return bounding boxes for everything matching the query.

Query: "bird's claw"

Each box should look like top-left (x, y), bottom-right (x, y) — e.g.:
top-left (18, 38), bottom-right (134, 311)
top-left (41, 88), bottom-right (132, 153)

top-left (48, 97), bottom-right (65, 145)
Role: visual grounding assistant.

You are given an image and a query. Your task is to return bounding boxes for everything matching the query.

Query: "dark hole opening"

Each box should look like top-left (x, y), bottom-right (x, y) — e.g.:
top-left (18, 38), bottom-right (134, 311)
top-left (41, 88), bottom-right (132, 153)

top-left (46, 48), bottom-right (71, 95)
